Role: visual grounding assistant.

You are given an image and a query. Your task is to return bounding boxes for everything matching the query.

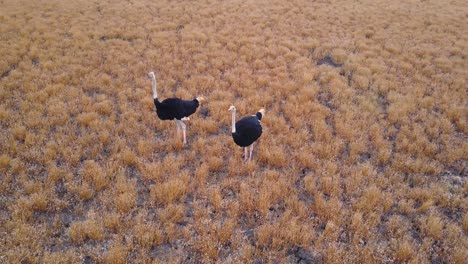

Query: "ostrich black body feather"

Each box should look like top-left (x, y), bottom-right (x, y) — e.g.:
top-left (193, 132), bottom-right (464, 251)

top-left (154, 98), bottom-right (200, 120)
top-left (232, 112), bottom-right (263, 147)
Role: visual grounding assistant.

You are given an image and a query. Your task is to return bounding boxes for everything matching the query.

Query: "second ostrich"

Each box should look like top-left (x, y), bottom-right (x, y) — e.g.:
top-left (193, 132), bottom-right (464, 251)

top-left (148, 71), bottom-right (204, 145)
top-left (228, 105), bottom-right (265, 161)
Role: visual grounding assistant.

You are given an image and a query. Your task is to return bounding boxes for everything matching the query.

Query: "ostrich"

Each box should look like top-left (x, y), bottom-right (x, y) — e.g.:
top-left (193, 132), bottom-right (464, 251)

top-left (148, 71), bottom-right (204, 145)
top-left (228, 105), bottom-right (265, 161)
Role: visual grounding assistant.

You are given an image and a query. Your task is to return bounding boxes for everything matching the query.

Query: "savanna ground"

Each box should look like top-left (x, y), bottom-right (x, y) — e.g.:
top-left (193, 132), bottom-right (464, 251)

top-left (0, 0), bottom-right (467, 263)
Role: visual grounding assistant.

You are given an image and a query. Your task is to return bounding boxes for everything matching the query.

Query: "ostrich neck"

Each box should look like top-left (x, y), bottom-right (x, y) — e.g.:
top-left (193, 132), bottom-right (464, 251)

top-left (151, 77), bottom-right (158, 99)
top-left (231, 110), bottom-right (236, 133)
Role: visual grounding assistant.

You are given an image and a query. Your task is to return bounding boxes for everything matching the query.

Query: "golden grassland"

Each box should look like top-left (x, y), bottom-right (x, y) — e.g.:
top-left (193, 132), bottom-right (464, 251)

top-left (0, 0), bottom-right (467, 262)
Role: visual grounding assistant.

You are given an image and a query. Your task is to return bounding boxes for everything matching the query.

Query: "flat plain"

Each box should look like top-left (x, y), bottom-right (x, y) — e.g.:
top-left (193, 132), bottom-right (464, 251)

top-left (0, 0), bottom-right (467, 263)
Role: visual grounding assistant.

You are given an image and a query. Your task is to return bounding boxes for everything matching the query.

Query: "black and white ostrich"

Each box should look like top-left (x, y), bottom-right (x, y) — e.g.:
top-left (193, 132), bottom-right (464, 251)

top-left (228, 105), bottom-right (265, 161)
top-left (148, 71), bottom-right (204, 145)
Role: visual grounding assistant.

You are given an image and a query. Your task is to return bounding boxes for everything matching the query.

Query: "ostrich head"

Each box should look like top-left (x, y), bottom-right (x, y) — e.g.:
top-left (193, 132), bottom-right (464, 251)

top-left (148, 71), bottom-right (156, 80)
top-left (196, 97), bottom-right (205, 104)
top-left (228, 105), bottom-right (236, 111)
top-left (258, 108), bottom-right (265, 116)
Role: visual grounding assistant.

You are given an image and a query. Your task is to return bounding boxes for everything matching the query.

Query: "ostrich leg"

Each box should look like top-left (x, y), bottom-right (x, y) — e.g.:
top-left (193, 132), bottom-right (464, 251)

top-left (177, 120), bottom-right (187, 145)
top-left (175, 119), bottom-right (187, 144)
top-left (249, 144), bottom-right (254, 161)
top-left (174, 119), bottom-right (181, 136)
top-left (244, 147), bottom-right (248, 161)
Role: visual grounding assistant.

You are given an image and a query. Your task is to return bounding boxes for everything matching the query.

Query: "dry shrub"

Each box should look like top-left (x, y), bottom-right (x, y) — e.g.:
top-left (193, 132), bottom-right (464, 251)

top-left (11, 197), bottom-right (33, 221)
top-left (350, 212), bottom-right (368, 242)
top-left (322, 221), bottom-right (339, 242)
top-left (258, 145), bottom-right (287, 167)
top-left (115, 173), bottom-right (136, 213)
top-left (207, 156), bottom-right (223, 172)
top-left (103, 212), bottom-right (121, 232)
top-left (210, 188), bottom-right (222, 212)
top-left (355, 185), bottom-right (382, 213)
top-left (160, 154), bottom-right (184, 176)
top-left (77, 112), bottom-right (99, 128)
top-left (304, 175), bottom-right (317, 194)
top-left (198, 119), bottom-right (219, 134)
top-left (228, 201), bottom-right (240, 219)
top-left (11, 222), bottom-right (36, 246)
top-left (150, 176), bottom-right (188, 205)
top-left (137, 139), bottom-right (153, 157)
top-left (195, 163), bottom-right (209, 186)
top-left (228, 156), bottom-right (245, 177)
top-left (43, 251), bottom-right (79, 264)
top-left (398, 199), bottom-right (415, 216)
top-left (0, 154), bottom-right (10, 169)
top-left (422, 214), bottom-right (444, 240)
top-left (463, 214), bottom-right (468, 233)
top-left (215, 220), bottom-right (236, 245)
top-left (134, 222), bottom-right (164, 248)
top-left (192, 223), bottom-right (220, 261)
top-left (0, 107), bottom-right (9, 122)
top-left (82, 160), bottom-right (108, 191)
top-left (417, 199), bottom-right (434, 213)
top-left (12, 125), bottom-right (27, 141)
top-left (258, 224), bottom-right (284, 250)
top-left (29, 192), bottom-right (48, 212)
top-left (120, 148), bottom-right (137, 166)
top-left (394, 239), bottom-right (415, 262)
top-left (453, 247), bottom-right (468, 264)
top-left (319, 176), bottom-right (339, 197)
top-left (68, 219), bottom-right (104, 244)
top-left (94, 100), bottom-right (112, 116)
top-left (314, 194), bottom-right (342, 222)
top-left (46, 164), bottom-right (62, 186)
top-left (159, 204), bottom-right (185, 224)
top-left (103, 244), bottom-right (127, 264)
top-left (323, 244), bottom-right (343, 263)
top-left (239, 183), bottom-right (256, 215)
top-left (256, 224), bottom-right (274, 248)
top-left (140, 162), bottom-right (164, 181)
top-left (85, 219), bottom-right (105, 241)
top-left (281, 218), bottom-right (313, 248)
top-left (386, 215), bottom-right (409, 239)
top-left (257, 187), bottom-right (271, 217)
top-left (285, 196), bottom-right (308, 219)
top-left (68, 222), bottom-right (86, 244)
top-left (76, 182), bottom-right (94, 201)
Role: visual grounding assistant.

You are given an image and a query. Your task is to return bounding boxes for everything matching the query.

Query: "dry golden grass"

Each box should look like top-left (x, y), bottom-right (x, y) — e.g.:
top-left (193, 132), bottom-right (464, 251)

top-left (1, 0), bottom-right (467, 262)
